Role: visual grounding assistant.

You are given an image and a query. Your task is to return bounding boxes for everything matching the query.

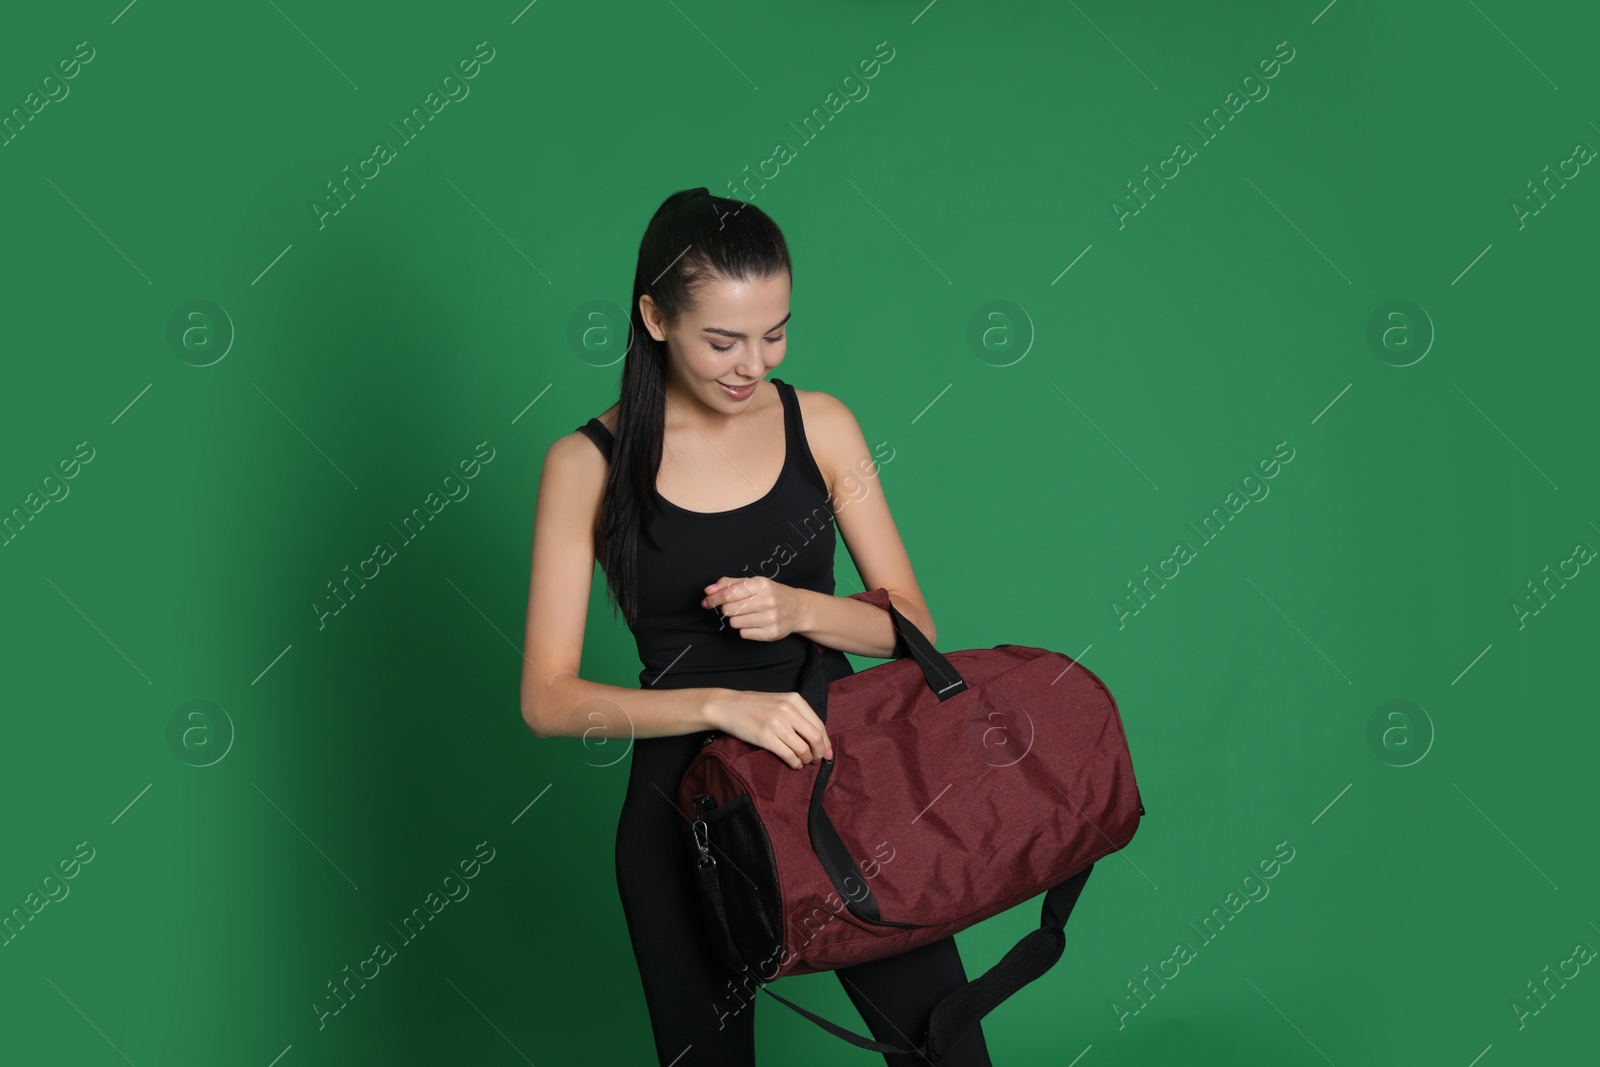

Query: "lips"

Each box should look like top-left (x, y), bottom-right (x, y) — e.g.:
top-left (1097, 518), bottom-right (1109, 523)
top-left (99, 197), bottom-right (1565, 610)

top-left (718, 380), bottom-right (758, 399)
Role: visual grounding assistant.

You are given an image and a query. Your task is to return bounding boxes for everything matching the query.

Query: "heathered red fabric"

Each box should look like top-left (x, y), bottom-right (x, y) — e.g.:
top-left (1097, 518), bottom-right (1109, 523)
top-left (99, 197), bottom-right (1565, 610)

top-left (678, 588), bottom-right (1143, 978)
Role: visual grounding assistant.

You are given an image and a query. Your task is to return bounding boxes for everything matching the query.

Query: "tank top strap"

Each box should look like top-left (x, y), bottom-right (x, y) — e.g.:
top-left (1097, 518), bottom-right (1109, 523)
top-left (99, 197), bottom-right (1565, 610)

top-left (769, 377), bottom-right (828, 497)
top-left (576, 418), bottom-right (613, 461)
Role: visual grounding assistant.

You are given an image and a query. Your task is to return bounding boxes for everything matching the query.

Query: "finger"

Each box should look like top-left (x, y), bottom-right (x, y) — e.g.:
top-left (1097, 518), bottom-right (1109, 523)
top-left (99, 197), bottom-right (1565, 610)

top-left (733, 622), bottom-right (778, 643)
top-left (797, 695), bottom-right (831, 759)
top-left (793, 717), bottom-right (827, 764)
top-left (717, 588), bottom-right (753, 616)
top-left (768, 716), bottom-right (806, 767)
top-left (793, 693), bottom-right (823, 731)
top-left (787, 697), bottom-right (828, 762)
top-left (773, 726), bottom-right (806, 769)
top-left (729, 611), bottom-right (772, 635)
top-left (790, 723), bottom-right (825, 764)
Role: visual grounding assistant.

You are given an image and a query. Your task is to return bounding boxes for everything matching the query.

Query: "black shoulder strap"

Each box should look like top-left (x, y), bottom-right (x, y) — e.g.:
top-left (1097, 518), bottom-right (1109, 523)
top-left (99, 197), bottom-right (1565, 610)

top-left (576, 419), bottom-right (612, 461)
top-left (707, 863), bottom-right (1095, 1060)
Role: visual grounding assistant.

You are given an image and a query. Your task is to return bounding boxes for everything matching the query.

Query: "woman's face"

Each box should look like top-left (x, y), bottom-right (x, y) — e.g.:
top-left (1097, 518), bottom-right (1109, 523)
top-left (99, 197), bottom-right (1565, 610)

top-left (642, 270), bottom-right (791, 418)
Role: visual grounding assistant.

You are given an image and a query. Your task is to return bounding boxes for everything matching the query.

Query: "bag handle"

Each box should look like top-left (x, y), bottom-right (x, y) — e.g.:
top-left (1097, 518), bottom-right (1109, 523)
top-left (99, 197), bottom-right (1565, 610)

top-left (797, 587), bottom-right (968, 723)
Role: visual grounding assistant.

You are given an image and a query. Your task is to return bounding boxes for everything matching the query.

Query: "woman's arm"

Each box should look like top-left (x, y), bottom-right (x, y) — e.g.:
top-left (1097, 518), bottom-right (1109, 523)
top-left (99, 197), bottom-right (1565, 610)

top-left (791, 586), bottom-right (934, 659)
top-left (520, 432), bottom-right (721, 739)
top-left (789, 390), bottom-right (938, 658)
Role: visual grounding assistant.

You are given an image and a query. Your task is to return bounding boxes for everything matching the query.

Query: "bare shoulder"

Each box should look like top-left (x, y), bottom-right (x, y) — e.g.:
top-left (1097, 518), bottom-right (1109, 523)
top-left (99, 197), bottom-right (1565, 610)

top-left (543, 415), bottom-right (612, 491)
top-left (792, 385), bottom-right (850, 423)
top-left (548, 403), bottom-right (618, 469)
top-left (792, 385), bottom-right (863, 442)
top-left (791, 386), bottom-right (865, 494)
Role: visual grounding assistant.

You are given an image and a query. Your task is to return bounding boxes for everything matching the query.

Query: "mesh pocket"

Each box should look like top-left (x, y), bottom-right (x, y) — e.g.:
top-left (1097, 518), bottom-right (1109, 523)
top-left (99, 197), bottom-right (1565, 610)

top-left (704, 794), bottom-right (784, 973)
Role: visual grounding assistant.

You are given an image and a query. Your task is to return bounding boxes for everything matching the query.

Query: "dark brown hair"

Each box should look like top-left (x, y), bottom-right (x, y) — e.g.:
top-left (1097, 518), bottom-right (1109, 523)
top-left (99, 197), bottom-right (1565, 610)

top-left (594, 187), bottom-right (793, 625)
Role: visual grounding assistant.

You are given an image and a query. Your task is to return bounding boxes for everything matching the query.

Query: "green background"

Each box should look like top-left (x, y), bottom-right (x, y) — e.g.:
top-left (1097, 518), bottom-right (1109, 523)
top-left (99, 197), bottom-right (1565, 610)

top-left (2, 1), bottom-right (1595, 1064)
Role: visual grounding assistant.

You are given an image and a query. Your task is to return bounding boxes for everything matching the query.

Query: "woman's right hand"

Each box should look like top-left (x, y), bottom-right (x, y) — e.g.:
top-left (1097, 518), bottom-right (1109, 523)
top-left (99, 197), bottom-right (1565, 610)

top-left (704, 689), bottom-right (832, 769)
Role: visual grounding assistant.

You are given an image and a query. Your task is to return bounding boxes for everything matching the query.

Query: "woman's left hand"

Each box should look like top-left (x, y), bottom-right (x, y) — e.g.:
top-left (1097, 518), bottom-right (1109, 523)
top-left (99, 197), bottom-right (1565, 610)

top-left (702, 576), bottom-right (803, 642)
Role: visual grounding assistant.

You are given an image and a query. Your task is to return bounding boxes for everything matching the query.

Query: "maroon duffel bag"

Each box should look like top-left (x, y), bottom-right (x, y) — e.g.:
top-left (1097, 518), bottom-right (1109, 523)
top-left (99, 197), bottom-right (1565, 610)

top-left (677, 587), bottom-right (1145, 1061)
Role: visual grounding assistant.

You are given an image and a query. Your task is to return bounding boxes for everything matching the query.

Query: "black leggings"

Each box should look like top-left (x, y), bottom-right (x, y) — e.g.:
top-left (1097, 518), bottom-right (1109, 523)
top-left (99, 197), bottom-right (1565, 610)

top-left (615, 733), bottom-right (994, 1066)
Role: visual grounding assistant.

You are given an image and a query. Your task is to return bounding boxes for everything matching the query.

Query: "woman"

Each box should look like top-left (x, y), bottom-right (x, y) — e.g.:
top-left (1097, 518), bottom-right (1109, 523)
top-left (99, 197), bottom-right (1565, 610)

top-left (519, 187), bottom-right (992, 1066)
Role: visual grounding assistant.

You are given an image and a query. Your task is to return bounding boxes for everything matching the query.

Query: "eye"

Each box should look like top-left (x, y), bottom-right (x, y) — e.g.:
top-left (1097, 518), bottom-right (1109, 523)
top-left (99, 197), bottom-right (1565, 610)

top-left (709, 334), bottom-right (783, 354)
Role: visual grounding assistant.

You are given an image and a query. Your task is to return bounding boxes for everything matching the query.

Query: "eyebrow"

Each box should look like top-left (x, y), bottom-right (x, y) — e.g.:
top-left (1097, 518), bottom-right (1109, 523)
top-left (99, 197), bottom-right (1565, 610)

top-left (701, 311), bottom-right (792, 339)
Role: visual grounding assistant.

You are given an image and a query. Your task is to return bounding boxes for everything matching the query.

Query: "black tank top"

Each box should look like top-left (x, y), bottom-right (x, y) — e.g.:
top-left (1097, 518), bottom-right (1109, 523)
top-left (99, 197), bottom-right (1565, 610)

top-left (575, 377), bottom-right (854, 693)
